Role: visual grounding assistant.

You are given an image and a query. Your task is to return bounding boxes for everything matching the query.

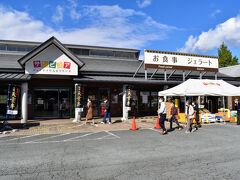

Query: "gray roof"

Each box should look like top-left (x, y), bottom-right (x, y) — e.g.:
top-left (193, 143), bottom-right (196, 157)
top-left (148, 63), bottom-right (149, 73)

top-left (0, 53), bottom-right (23, 69)
top-left (0, 39), bottom-right (140, 53)
top-left (80, 58), bottom-right (143, 73)
top-left (0, 73), bottom-right (31, 81)
top-left (219, 65), bottom-right (240, 77)
top-left (18, 36), bottom-right (84, 67)
top-left (225, 80), bottom-right (240, 86)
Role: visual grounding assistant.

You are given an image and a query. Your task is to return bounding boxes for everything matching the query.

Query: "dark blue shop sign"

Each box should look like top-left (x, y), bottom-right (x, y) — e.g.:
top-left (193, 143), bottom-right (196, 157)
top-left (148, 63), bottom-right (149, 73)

top-left (6, 84), bottom-right (21, 115)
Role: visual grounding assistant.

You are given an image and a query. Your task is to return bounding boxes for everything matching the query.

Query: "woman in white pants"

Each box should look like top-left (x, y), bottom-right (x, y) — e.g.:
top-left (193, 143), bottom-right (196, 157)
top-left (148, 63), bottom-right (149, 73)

top-left (185, 100), bottom-right (195, 133)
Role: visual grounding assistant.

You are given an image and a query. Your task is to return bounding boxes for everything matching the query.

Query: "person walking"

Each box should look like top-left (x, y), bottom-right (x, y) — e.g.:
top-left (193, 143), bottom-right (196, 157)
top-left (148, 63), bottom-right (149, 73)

top-left (158, 97), bottom-right (167, 135)
top-left (185, 100), bottom-right (195, 133)
top-left (86, 97), bottom-right (94, 125)
top-left (169, 101), bottom-right (183, 130)
top-left (234, 98), bottom-right (240, 125)
top-left (192, 100), bottom-right (201, 130)
top-left (101, 97), bottom-right (111, 124)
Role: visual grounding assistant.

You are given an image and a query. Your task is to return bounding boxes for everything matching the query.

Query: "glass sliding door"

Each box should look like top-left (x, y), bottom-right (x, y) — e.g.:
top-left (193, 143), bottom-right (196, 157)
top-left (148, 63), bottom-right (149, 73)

top-left (46, 90), bottom-right (59, 117)
top-left (59, 89), bottom-right (70, 118)
top-left (33, 88), bottom-right (70, 118)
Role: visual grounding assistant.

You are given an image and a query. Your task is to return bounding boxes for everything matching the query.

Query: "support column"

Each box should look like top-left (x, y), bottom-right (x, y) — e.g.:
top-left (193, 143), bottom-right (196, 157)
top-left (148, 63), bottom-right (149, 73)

top-left (73, 83), bottom-right (81, 123)
top-left (223, 96), bottom-right (226, 124)
top-left (163, 85), bottom-right (168, 101)
top-left (74, 108), bottom-right (81, 122)
top-left (198, 72), bottom-right (202, 106)
top-left (164, 69), bottom-right (167, 81)
top-left (21, 82), bottom-right (28, 124)
top-left (183, 71), bottom-right (185, 81)
top-left (227, 96), bottom-right (232, 110)
top-left (145, 70), bottom-right (147, 80)
top-left (121, 85), bottom-right (127, 121)
top-left (215, 72), bottom-right (218, 80)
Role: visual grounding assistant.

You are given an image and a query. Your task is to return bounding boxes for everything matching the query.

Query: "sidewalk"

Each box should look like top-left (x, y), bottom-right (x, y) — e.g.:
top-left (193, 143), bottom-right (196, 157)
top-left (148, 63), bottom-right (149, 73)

top-left (0, 116), bottom-right (163, 136)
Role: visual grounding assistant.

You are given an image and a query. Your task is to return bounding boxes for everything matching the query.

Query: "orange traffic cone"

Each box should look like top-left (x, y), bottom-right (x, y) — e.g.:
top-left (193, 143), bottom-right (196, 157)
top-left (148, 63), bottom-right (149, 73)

top-left (130, 116), bottom-right (138, 131)
top-left (154, 115), bottom-right (161, 129)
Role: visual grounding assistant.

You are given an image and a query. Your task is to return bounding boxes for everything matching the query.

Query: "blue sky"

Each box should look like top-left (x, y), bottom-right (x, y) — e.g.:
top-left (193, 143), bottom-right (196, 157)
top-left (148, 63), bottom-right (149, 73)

top-left (0, 0), bottom-right (240, 60)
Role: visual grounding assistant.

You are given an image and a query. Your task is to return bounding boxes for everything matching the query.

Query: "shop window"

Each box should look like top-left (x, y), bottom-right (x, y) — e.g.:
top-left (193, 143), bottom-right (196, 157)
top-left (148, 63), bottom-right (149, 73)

top-left (0, 44), bottom-right (6, 51)
top-left (150, 92), bottom-right (158, 109)
top-left (69, 48), bottom-right (90, 56)
top-left (17, 45), bottom-right (35, 52)
top-left (115, 51), bottom-right (135, 59)
top-left (90, 49), bottom-right (114, 57)
top-left (179, 96), bottom-right (186, 113)
top-left (129, 90), bottom-right (138, 116)
top-left (111, 88), bottom-right (123, 116)
top-left (140, 91), bottom-right (150, 105)
top-left (111, 93), bottom-right (118, 104)
top-left (7, 45), bottom-right (17, 51)
top-left (2, 45), bottom-right (35, 52)
top-left (139, 91), bottom-right (150, 115)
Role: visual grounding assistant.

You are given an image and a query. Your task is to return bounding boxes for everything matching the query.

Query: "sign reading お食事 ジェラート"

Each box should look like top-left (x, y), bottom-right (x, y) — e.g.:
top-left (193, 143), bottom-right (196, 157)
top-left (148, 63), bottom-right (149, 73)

top-left (25, 44), bottom-right (78, 75)
top-left (144, 50), bottom-right (219, 72)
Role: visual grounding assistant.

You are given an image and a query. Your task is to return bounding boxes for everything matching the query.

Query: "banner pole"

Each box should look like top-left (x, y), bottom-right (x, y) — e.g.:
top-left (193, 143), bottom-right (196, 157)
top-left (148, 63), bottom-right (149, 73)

top-left (223, 96), bottom-right (226, 124)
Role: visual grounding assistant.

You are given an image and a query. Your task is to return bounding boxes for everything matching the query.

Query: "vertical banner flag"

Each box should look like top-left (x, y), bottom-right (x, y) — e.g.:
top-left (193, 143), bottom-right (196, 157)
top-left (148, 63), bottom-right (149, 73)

top-left (6, 84), bottom-right (21, 115)
top-left (125, 86), bottom-right (132, 107)
top-left (75, 84), bottom-right (84, 109)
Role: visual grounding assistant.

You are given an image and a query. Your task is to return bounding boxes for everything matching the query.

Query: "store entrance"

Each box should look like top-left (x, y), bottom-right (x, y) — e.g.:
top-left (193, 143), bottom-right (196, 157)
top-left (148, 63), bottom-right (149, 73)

top-left (33, 88), bottom-right (71, 118)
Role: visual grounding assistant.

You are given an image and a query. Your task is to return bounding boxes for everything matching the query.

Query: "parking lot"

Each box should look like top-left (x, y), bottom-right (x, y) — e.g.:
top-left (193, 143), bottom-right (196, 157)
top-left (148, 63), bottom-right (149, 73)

top-left (0, 130), bottom-right (120, 145)
top-left (0, 124), bottom-right (240, 180)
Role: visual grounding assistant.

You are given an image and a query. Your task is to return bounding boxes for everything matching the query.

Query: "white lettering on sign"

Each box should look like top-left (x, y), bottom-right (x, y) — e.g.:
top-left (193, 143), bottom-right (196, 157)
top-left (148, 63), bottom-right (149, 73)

top-left (144, 50), bottom-right (219, 71)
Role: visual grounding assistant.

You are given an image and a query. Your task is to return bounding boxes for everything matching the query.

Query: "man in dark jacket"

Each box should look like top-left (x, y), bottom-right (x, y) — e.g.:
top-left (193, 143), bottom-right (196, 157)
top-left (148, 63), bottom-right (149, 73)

top-left (102, 97), bottom-right (111, 124)
top-left (192, 100), bottom-right (201, 130)
top-left (234, 98), bottom-right (240, 125)
top-left (169, 102), bottom-right (183, 130)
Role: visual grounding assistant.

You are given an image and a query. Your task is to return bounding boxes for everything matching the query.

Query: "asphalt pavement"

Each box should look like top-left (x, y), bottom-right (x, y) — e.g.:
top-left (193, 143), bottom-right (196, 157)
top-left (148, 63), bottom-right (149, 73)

top-left (0, 124), bottom-right (240, 180)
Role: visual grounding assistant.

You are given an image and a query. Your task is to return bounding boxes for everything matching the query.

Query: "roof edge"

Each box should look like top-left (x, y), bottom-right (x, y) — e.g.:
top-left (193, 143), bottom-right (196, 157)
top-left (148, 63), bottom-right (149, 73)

top-left (17, 36), bottom-right (85, 68)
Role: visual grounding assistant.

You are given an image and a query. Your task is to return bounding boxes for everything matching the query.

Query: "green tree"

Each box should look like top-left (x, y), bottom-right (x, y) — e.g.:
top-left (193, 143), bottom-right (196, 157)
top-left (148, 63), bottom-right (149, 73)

top-left (218, 42), bottom-right (239, 67)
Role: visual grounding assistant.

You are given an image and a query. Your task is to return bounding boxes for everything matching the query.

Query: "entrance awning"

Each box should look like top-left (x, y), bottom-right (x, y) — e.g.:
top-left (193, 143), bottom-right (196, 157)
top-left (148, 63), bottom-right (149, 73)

top-left (74, 75), bottom-right (181, 85)
top-left (0, 73), bottom-right (31, 81)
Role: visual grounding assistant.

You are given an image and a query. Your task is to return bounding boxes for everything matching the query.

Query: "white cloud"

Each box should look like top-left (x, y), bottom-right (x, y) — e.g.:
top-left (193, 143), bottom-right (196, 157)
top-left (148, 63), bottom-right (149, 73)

top-left (0, 5), bottom-right (175, 49)
top-left (179, 16), bottom-right (240, 53)
top-left (83, 5), bottom-right (145, 18)
top-left (52, 5), bottom-right (64, 23)
top-left (210, 9), bottom-right (221, 18)
top-left (0, 6), bottom-right (53, 41)
top-left (68, 0), bottom-right (81, 20)
top-left (179, 35), bottom-right (198, 53)
top-left (137, 0), bottom-right (152, 8)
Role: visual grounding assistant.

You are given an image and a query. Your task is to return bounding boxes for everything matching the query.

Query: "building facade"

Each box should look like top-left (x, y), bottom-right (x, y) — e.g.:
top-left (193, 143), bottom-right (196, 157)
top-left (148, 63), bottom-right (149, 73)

top-left (0, 37), bottom-right (239, 123)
